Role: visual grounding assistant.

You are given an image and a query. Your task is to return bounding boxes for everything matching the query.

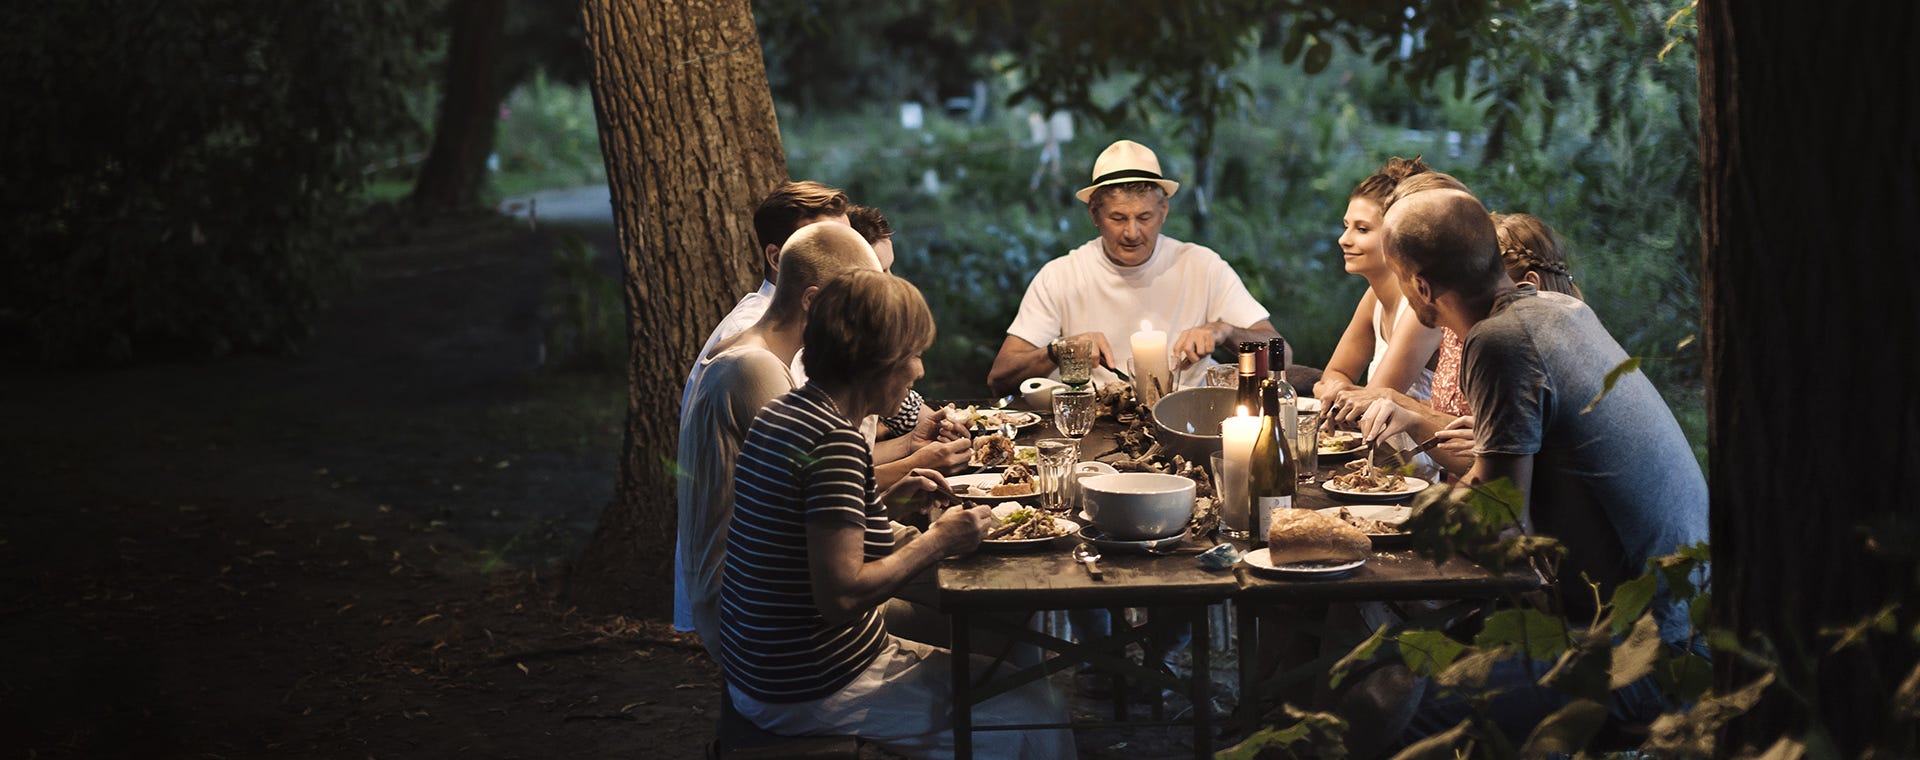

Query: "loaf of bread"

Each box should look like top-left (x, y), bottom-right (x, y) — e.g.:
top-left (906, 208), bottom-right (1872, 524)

top-left (1265, 508), bottom-right (1370, 564)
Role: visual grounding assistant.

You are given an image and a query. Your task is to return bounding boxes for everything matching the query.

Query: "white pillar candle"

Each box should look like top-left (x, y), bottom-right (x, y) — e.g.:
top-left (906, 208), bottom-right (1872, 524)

top-left (1129, 320), bottom-right (1172, 406)
top-left (1218, 409), bottom-right (1261, 535)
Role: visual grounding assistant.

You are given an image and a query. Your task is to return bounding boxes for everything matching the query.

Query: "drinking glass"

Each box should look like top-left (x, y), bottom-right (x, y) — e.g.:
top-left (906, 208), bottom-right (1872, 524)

top-left (1294, 410), bottom-right (1320, 484)
top-left (1211, 451), bottom-right (1250, 539)
top-left (1035, 438), bottom-right (1078, 512)
top-left (1055, 336), bottom-right (1094, 387)
top-left (1204, 364), bottom-right (1238, 388)
top-left (1052, 388), bottom-right (1096, 444)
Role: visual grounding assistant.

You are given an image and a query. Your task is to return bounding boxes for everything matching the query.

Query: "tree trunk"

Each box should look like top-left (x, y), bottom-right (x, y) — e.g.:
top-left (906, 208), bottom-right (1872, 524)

top-left (1698, 1), bottom-right (1919, 755)
top-left (411, 0), bottom-right (507, 213)
top-left (570, 0), bottom-right (786, 614)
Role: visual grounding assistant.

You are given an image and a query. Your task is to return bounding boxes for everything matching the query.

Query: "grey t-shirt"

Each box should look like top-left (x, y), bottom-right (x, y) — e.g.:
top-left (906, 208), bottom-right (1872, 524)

top-left (1465, 285), bottom-right (1708, 643)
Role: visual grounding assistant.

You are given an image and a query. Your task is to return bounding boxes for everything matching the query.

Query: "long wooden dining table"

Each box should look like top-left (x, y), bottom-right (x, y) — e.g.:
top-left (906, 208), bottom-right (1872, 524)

top-left (934, 398), bottom-right (1545, 759)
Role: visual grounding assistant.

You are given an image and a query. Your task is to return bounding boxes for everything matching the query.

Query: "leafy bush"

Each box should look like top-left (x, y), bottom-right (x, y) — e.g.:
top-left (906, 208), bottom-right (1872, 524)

top-left (0, 1), bottom-right (438, 363)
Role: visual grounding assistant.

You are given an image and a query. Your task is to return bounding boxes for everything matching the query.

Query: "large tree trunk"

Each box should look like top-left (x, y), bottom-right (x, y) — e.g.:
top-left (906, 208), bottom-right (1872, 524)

top-left (411, 0), bottom-right (507, 213)
top-left (1698, 2), bottom-right (1919, 755)
top-left (570, 0), bottom-right (786, 613)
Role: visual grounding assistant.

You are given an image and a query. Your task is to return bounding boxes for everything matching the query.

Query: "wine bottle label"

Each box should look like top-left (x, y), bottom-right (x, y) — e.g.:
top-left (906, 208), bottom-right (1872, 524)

top-left (1255, 496), bottom-right (1292, 511)
top-left (1253, 495), bottom-right (1291, 537)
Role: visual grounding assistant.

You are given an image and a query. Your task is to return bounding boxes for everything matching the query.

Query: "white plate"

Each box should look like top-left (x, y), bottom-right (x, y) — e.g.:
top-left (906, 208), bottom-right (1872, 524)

top-left (1316, 505), bottom-right (1413, 542)
top-left (1321, 475), bottom-right (1430, 501)
top-left (1297, 397), bottom-right (1323, 413)
top-left (1241, 548), bottom-right (1365, 578)
top-left (971, 444), bottom-right (1038, 469)
top-left (1078, 525), bottom-right (1188, 554)
top-left (946, 472), bottom-right (1038, 502)
top-left (1316, 430), bottom-right (1366, 456)
top-left (982, 504), bottom-right (1079, 547)
top-left (968, 410), bottom-right (1042, 434)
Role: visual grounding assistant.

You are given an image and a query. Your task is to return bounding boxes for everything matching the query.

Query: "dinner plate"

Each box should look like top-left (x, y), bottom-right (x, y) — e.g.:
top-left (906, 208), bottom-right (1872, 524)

top-left (1078, 525), bottom-right (1189, 554)
top-left (1320, 475), bottom-right (1430, 502)
top-left (970, 444), bottom-right (1038, 469)
top-left (1316, 431), bottom-right (1366, 457)
top-left (967, 410), bottom-right (1042, 434)
top-left (982, 504), bottom-right (1080, 548)
top-left (1241, 548), bottom-right (1365, 578)
top-left (1297, 397), bottom-right (1323, 414)
top-left (946, 472), bottom-right (1038, 502)
top-left (1316, 505), bottom-right (1413, 545)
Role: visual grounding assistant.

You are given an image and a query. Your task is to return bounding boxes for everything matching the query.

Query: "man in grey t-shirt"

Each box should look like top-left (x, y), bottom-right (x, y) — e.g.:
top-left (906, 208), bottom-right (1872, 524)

top-left (1372, 176), bottom-right (1707, 745)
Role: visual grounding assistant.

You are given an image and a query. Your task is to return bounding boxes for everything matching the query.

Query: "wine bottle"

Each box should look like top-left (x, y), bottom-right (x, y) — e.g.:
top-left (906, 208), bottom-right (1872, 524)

top-left (1265, 338), bottom-right (1298, 446)
top-left (1235, 341), bottom-right (1262, 415)
top-left (1248, 382), bottom-right (1296, 548)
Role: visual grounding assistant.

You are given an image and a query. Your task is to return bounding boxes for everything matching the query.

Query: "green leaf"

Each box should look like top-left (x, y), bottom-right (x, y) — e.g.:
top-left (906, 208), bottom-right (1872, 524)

top-left (1580, 356), bottom-right (1643, 414)
top-left (1397, 630), bottom-right (1467, 675)
top-left (1387, 717), bottom-right (1470, 760)
top-left (1820, 602), bottom-right (1898, 654)
top-left (1654, 650), bottom-right (1714, 703)
top-left (1329, 625), bottom-right (1391, 688)
top-left (1518, 698), bottom-right (1607, 756)
top-left (1475, 608), bottom-right (1570, 662)
top-left (1541, 634), bottom-right (1613, 703)
top-left (1609, 574), bottom-right (1659, 637)
top-left (1895, 660), bottom-right (1920, 719)
top-left (1434, 645), bottom-right (1510, 691)
top-left (1753, 735), bottom-right (1809, 760)
top-left (1607, 0), bottom-right (1639, 39)
top-left (1675, 334), bottom-right (1696, 350)
top-left (1610, 613), bottom-right (1664, 689)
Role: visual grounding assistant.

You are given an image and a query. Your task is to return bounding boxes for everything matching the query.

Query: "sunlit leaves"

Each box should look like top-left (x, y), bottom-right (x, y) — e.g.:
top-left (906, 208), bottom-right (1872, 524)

top-left (1329, 624), bottom-right (1390, 688)
top-left (1608, 613), bottom-right (1664, 689)
top-left (1214, 706), bottom-right (1349, 760)
top-left (1644, 672), bottom-right (1776, 757)
top-left (1517, 698), bottom-right (1606, 757)
top-left (1821, 603), bottom-right (1899, 655)
top-left (1608, 574), bottom-right (1658, 637)
top-left (1476, 608), bottom-right (1570, 663)
top-left (1580, 355), bottom-right (1643, 414)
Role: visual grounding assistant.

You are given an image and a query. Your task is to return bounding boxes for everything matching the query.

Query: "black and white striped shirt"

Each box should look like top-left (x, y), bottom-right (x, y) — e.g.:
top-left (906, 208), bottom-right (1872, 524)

top-left (718, 384), bottom-right (894, 703)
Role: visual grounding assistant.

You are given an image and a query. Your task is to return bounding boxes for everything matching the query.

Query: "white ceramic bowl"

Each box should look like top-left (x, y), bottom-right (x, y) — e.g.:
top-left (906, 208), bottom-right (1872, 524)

top-left (1080, 472), bottom-right (1196, 540)
top-left (1150, 387), bottom-right (1242, 465)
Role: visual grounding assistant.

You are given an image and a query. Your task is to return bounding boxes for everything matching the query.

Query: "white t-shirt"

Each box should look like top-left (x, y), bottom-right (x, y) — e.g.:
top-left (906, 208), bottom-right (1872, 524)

top-left (673, 344), bottom-right (796, 647)
top-left (1005, 235), bottom-right (1271, 388)
top-left (1367, 295), bottom-right (1434, 400)
top-left (680, 281), bottom-right (813, 415)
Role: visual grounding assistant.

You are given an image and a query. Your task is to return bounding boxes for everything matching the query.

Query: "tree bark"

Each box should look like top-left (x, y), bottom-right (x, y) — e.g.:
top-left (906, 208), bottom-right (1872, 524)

top-left (1698, 1), bottom-right (1919, 754)
top-left (411, 0), bottom-right (508, 213)
top-left (570, 0), bottom-right (786, 613)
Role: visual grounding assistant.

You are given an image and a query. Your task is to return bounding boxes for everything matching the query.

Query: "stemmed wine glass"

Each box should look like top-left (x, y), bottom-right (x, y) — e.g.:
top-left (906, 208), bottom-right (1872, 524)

top-left (1051, 388), bottom-right (1097, 450)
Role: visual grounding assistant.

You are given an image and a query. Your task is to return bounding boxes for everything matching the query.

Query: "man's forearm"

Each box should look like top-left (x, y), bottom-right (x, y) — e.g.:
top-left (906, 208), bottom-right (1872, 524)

top-left (987, 342), bottom-right (1054, 396)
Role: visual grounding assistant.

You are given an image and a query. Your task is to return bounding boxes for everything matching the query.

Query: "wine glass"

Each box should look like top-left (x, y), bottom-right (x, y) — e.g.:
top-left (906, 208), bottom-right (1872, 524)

top-left (1052, 388), bottom-right (1096, 451)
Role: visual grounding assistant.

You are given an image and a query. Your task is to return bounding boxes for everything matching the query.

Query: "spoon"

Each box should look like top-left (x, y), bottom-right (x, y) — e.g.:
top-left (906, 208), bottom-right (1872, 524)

top-left (1071, 543), bottom-right (1104, 580)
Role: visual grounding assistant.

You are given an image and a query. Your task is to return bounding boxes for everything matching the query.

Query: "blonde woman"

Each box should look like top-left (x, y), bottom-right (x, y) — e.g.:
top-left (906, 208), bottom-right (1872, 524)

top-left (1315, 157), bottom-right (1447, 424)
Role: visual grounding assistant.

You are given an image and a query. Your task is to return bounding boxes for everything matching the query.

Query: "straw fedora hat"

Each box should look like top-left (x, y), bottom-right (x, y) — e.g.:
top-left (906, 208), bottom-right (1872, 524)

top-left (1074, 139), bottom-right (1181, 204)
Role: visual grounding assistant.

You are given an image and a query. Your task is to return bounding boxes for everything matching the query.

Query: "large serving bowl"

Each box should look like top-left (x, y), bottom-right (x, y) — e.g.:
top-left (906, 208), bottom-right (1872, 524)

top-left (1150, 386), bottom-right (1242, 464)
top-left (1080, 472), bottom-right (1196, 540)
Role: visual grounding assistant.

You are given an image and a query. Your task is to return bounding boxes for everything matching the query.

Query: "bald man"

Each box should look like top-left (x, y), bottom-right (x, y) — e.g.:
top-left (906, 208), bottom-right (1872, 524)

top-left (676, 222), bottom-right (882, 666)
top-left (1375, 178), bottom-right (1706, 747)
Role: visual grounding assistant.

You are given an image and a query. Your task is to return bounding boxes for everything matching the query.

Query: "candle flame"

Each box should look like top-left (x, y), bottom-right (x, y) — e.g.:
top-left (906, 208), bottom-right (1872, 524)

top-left (1236, 405), bottom-right (1250, 417)
top-left (1139, 319), bottom-right (1153, 332)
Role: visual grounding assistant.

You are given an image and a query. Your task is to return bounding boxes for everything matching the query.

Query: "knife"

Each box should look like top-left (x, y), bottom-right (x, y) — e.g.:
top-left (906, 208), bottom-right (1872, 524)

top-left (1100, 360), bottom-right (1132, 382)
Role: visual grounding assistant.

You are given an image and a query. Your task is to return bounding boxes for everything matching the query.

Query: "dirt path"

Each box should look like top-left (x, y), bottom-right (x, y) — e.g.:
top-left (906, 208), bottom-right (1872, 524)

top-left (0, 220), bottom-right (725, 759)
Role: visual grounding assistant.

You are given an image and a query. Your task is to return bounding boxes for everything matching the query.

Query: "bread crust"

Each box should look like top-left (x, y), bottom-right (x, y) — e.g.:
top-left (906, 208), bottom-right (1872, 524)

top-left (1266, 508), bottom-right (1370, 564)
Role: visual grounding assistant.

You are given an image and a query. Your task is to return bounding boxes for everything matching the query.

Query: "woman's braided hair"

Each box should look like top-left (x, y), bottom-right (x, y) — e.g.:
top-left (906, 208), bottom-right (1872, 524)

top-left (1491, 212), bottom-right (1581, 299)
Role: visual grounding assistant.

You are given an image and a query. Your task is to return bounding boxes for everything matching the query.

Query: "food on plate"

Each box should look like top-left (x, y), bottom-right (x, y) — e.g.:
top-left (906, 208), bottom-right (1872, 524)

top-left (941, 403), bottom-right (1033, 432)
top-left (1328, 459), bottom-right (1408, 493)
top-left (1317, 430), bottom-right (1365, 454)
top-left (988, 506), bottom-right (1069, 541)
top-left (990, 463), bottom-right (1036, 497)
top-left (1335, 506), bottom-right (1404, 535)
top-left (972, 434), bottom-right (1015, 466)
top-left (1266, 508), bottom-right (1371, 564)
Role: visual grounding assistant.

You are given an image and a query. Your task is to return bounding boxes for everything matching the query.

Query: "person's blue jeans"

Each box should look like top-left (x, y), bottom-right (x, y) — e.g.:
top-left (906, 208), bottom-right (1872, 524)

top-left (1391, 642), bottom-right (1696, 749)
top-left (1069, 608), bottom-right (1193, 671)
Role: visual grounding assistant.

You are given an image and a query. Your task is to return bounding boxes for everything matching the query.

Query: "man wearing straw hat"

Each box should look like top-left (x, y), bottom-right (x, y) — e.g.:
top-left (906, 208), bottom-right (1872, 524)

top-left (988, 139), bottom-right (1283, 396)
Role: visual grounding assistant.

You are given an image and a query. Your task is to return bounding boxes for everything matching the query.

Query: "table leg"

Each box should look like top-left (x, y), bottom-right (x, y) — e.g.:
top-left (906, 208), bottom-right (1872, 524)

top-left (952, 608), bottom-right (973, 760)
top-left (1191, 606), bottom-right (1213, 758)
top-left (1234, 599), bottom-right (1258, 726)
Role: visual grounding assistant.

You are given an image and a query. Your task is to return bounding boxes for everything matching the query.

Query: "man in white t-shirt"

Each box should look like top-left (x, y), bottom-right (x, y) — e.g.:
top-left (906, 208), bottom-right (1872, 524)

top-left (988, 139), bottom-right (1284, 395)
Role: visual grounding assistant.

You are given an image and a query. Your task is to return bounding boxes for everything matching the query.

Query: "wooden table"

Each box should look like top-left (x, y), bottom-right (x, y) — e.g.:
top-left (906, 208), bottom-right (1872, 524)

top-left (932, 399), bottom-right (1544, 757)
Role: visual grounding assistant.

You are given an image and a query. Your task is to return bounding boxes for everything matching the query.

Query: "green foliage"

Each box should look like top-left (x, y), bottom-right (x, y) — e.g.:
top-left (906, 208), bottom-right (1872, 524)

top-left (1, 0), bottom-right (440, 363)
top-left (1215, 705), bottom-right (1350, 759)
top-left (495, 72), bottom-right (607, 191)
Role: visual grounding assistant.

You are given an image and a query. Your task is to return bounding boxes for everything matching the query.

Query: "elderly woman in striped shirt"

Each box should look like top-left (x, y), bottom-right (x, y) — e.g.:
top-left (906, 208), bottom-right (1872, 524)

top-left (718, 270), bottom-right (1075, 758)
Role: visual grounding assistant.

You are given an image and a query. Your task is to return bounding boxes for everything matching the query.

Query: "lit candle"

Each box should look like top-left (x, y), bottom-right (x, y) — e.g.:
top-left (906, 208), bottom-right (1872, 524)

top-left (1218, 408), bottom-right (1261, 537)
top-left (1129, 319), bottom-right (1172, 406)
